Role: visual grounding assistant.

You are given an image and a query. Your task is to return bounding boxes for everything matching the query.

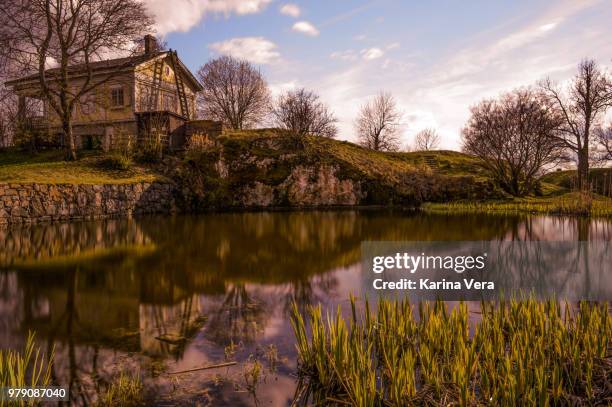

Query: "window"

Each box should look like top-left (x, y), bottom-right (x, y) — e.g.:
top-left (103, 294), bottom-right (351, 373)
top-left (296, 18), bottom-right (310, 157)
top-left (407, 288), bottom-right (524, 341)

top-left (111, 87), bottom-right (124, 107)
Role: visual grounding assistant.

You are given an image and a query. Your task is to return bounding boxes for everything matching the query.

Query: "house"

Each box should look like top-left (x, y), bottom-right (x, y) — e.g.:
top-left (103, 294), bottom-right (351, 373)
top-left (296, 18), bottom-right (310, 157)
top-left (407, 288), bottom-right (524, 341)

top-left (5, 35), bottom-right (222, 151)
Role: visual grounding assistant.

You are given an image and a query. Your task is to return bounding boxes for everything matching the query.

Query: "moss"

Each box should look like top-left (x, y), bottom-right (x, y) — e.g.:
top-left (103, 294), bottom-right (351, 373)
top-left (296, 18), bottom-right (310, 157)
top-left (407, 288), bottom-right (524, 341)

top-left (261, 161), bottom-right (293, 185)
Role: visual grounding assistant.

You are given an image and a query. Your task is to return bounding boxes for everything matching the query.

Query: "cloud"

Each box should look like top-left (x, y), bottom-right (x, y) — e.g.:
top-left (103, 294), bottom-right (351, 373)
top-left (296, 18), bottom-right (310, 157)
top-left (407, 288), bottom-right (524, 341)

top-left (292, 21), bottom-right (320, 36)
top-left (361, 48), bottom-right (384, 60)
top-left (330, 50), bottom-right (358, 61)
top-left (332, 44), bottom-right (398, 62)
top-left (45, 57), bottom-right (59, 69)
top-left (209, 37), bottom-right (281, 64)
top-left (144, 0), bottom-right (272, 35)
top-left (269, 80), bottom-right (299, 97)
top-left (305, 1), bottom-right (608, 148)
top-left (280, 4), bottom-right (301, 18)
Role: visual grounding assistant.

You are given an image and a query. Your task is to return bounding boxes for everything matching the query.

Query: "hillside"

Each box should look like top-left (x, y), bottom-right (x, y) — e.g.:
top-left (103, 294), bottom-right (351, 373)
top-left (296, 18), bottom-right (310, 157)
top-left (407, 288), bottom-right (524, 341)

top-left (172, 129), bottom-right (501, 210)
top-left (540, 168), bottom-right (612, 197)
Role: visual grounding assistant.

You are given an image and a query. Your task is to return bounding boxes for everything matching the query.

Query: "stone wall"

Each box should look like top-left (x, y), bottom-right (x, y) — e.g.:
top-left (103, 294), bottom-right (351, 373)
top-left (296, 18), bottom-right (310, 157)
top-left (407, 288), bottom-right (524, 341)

top-left (0, 182), bottom-right (176, 225)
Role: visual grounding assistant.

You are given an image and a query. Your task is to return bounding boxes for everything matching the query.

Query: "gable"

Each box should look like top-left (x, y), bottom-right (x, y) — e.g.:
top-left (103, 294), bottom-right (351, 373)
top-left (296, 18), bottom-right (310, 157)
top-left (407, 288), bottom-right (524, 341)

top-left (135, 52), bottom-right (202, 93)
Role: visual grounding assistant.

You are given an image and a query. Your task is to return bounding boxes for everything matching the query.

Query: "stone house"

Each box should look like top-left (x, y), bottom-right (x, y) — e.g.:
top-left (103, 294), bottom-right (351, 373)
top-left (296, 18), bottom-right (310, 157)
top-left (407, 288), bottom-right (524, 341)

top-left (5, 35), bottom-right (222, 151)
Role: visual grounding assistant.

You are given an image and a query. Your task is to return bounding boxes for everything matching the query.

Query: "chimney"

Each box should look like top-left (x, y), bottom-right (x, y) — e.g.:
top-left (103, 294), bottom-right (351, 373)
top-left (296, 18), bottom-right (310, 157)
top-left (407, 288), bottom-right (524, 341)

top-left (144, 34), bottom-right (157, 56)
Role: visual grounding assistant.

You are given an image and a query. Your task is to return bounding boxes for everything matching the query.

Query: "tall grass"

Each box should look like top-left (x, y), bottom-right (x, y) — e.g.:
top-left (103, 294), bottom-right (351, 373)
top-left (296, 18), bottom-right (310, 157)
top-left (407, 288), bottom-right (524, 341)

top-left (291, 298), bottom-right (611, 406)
top-left (95, 370), bottom-right (144, 407)
top-left (0, 332), bottom-right (54, 407)
top-left (423, 191), bottom-right (612, 217)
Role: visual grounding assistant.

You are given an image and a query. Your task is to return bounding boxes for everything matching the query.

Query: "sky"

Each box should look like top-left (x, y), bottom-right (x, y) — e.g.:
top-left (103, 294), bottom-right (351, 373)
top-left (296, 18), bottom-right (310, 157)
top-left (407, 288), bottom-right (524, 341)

top-left (142, 0), bottom-right (612, 150)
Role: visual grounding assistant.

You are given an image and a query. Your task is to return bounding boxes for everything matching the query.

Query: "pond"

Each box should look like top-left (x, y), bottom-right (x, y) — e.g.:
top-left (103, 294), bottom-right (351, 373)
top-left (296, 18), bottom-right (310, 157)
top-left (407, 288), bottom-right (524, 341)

top-left (1, 211), bottom-right (611, 406)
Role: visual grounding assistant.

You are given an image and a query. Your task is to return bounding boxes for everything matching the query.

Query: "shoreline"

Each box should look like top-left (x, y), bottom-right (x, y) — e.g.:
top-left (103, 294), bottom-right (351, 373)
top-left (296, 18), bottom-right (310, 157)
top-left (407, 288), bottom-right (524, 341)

top-left (2, 195), bottom-right (611, 229)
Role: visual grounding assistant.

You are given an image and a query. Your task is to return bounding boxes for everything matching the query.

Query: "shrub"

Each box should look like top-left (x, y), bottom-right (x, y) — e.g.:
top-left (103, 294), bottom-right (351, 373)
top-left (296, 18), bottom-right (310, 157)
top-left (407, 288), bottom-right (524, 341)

top-left (135, 138), bottom-right (164, 163)
top-left (99, 153), bottom-right (132, 171)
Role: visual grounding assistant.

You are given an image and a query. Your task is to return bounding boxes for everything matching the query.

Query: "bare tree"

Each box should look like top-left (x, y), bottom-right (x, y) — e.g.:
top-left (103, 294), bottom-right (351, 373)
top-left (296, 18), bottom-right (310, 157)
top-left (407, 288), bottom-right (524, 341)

top-left (539, 59), bottom-right (612, 189)
top-left (197, 56), bottom-right (271, 130)
top-left (596, 124), bottom-right (612, 161)
top-left (0, 84), bottom-right (42, 150)
top-left (462, 88), bottom-right (565, 196)
top-left (355, 92), bottom-right (402, 151)
top-left (0, 0), bottom-right (153, 160)
top-left (414, 128), bottom-right (440, 151)
top-left (272, 88), bottom-right (338, 138)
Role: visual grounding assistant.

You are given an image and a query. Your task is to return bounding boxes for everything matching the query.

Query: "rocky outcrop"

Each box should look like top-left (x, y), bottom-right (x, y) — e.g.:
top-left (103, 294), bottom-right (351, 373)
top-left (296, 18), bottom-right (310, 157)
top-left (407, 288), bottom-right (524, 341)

top-left (283, 165), bottom-right (363, 206)
top-left (0, 182), bottom-right (176, 225)
top-left (172, 132), bottom-right (500, 210)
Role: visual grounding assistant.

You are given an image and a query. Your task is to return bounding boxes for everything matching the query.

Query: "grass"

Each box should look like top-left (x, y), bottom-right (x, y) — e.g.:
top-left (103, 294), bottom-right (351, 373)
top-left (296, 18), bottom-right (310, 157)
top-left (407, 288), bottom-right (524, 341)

top-left (0, 148), bottom-right (164, 185)
top-left (291, 297), bottom-right (611, 406)
top-left (95, 371), bottom-right (144, 407)
top-left (541, 168), bottom-right (612, 197)
top-left (423, 191), bottom-right (612, 217)
top-left (217, 129), bottom-right (417, 180)
top-left (0, 332), bottom-right (54, 407)
top-left (392, 150), bottom-right (489, 178)
top-left (217, 130), bottom-right (487, 182)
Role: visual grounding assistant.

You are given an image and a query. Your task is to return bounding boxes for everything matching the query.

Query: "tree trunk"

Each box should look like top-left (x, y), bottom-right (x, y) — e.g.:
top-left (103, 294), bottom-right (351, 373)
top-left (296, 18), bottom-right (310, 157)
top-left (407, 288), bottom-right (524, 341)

top-left (577, 147), bottom-right (589, 191)
top-left (63, 116), bottom-right (77, 161)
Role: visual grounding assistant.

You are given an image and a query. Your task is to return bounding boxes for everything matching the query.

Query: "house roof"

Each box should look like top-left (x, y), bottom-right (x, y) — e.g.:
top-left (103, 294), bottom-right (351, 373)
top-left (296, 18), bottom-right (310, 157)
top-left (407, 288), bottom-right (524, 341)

top-left (4, 50), bottom-right (203, 91)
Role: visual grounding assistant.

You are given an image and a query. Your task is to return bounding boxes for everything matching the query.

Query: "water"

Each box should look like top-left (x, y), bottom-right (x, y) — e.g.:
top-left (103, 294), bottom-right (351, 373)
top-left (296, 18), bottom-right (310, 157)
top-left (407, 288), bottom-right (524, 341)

top-left (1, 211), bottom-right (610, 406)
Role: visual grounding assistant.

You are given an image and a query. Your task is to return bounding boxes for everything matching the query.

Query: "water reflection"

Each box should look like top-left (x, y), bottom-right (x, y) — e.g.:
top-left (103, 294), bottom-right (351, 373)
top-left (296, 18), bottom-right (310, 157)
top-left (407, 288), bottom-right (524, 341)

top-left (0, 211), bottom-right (610, 406)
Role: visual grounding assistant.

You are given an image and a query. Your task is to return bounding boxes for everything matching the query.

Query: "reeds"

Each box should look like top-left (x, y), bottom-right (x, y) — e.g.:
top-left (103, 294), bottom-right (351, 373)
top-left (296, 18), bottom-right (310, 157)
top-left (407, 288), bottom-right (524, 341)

top-left (422, 192), bottom-right (612, 217)
top-left (95, 370), bottom-right (144, 407)
top-left (291, 298), bottom-right (611, 406)
top-left (0, 332), bottom-right (54, 407)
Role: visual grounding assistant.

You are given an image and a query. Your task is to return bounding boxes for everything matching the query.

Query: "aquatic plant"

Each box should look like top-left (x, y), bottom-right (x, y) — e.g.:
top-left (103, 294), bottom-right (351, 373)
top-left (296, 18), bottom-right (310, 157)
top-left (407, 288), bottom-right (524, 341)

top-left (243, 358), bottom-right (263, 407)
top-left (0, 332), bottom-right (54, 407)
top-left (291, 298), bottom-right (612, 406)
top-left (95, 370), bottom-right (144, 407)
top-left (422, 191), bottom-right (612, 217)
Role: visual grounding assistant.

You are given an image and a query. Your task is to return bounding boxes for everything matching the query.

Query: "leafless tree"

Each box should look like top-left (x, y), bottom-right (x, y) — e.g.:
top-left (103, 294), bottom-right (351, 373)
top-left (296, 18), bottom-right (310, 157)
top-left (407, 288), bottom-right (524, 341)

top-left (0, 84), bottom-right (42, 150)
top-left (596, 124), bottom-right (612, 161)
top-left (462, 88), bottom-right (565, 196)
top-left (197, 56), bottom-right (271, 130)
top-left (355, 92), bottom-right (402, 151)
top-left (0, 58), bottom-right (46, 151)
top-left (414, 128), bottom-right (440, 151)
top-left (0, 0), bottom-right (153, 160)
top-left (272, 88), bottom-right (338, 138)
top-left (539, 59), bottom-right (612, 190)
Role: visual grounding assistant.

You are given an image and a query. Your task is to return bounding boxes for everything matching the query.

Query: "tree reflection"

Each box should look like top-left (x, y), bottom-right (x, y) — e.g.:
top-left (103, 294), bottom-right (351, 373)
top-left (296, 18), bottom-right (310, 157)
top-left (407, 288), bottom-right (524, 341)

top-left (206, 283), bottom-right (267, 345)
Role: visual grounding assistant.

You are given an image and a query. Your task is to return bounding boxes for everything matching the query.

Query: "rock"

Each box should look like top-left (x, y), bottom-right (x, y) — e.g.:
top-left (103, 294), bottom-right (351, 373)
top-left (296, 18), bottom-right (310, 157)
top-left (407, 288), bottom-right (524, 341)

top-left (0, 181), bottom-right (177, 225)
top-left (241, 182), bottom-right (274, 207)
